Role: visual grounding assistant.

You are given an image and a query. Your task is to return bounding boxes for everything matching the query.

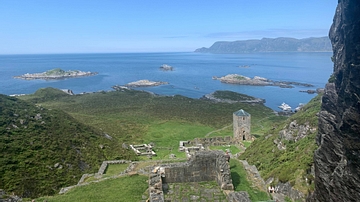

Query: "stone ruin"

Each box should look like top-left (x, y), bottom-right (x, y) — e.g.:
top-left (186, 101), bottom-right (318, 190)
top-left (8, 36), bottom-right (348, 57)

top-left (179, 136), bottom-right (246, 159)
top-left (179, 141), bottom-right (205, 158)
top-left (192, 136), bottom-right (242, 147)
top-left (130, 143), bottom-right (156, 156)
top-left (233, 109), bottom-right (252, 141)
top-left (148, 150), bottom-right (234, 202)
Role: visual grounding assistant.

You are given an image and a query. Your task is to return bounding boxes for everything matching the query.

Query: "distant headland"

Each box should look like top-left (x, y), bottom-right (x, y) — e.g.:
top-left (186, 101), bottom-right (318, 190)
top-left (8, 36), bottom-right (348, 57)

top-left (195, 36), bottom-right (332, 54)
top-left (14, 68), bottom-right (98, 80)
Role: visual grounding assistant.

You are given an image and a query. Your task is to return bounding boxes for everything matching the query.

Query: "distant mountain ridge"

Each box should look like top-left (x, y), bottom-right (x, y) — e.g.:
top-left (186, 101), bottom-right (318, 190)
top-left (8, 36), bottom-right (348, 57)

top-left (195, 37), bottom-right (332, 53)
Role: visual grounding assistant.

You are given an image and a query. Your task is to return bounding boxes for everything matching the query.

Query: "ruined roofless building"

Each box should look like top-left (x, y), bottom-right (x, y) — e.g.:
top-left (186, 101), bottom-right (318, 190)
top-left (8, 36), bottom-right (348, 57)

top-left (233, 109), bottom-right (251, 141)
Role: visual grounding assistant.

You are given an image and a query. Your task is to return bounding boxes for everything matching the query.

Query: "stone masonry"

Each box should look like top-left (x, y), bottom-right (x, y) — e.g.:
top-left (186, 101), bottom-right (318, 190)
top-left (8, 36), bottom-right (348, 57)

top-left (162, 151), bottom-right (234, 190)
top-left (148, 150), bottom-right (234, 202)
top-left (233, 109), bottom-right (251, 141)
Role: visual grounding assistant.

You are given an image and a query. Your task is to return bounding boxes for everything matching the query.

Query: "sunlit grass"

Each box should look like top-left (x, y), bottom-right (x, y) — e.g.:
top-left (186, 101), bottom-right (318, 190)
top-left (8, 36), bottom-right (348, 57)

top-left (230, 159), bottom-right (270, 201)
top-left (36, 175), bottom-right (149, 202)
top-left (103, 163), bottom-right (130, 176)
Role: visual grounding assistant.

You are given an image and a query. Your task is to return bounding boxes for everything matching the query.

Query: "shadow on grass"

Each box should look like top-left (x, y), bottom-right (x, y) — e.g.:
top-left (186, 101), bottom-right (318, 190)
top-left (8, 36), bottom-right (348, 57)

top-left (231, 170), bottom-right (241, 190)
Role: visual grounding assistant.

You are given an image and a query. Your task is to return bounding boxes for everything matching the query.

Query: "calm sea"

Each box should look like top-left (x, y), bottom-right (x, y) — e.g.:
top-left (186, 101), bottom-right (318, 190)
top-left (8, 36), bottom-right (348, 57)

top-left (0, 52), bottom-right (333, 111)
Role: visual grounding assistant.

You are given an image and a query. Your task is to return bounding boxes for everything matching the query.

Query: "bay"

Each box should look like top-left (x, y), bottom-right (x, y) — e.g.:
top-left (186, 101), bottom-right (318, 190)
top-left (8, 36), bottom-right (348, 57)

top-left (0, 52), bottom-right (333, 111)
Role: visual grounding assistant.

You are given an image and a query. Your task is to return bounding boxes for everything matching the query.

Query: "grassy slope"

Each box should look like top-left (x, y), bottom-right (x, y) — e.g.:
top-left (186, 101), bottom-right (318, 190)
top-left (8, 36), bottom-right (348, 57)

top-left (35, 159), bottom-right (269, 202)
top-left (37, 175), bottom-right (149, 202)
top-left (230, 159), bottom-right (270, 201)
top-left (21, 88), bottom-right (285, 149)
top-left (0, 93), bottom-right (135, 198)
top-left (240, 94), bottom-right (322, 193)
top-left (15, 87), bottom-right (286, 199)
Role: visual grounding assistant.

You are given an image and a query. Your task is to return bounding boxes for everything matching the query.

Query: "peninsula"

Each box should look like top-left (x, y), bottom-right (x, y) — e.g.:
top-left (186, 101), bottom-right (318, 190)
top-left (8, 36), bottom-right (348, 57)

top-left (213, 74), bottom-right (313, 88)
top-left (195, 36), bottom-right (331, 54)
top-left (125, 79), bottom-right (169, 87)
top-left (14, 68), bottom-right (98, 80)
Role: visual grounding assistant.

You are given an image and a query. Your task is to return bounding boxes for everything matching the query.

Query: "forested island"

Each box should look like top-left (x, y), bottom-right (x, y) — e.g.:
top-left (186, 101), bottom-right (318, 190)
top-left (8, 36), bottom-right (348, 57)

top-left (14, 68), bottom-right (98, 80)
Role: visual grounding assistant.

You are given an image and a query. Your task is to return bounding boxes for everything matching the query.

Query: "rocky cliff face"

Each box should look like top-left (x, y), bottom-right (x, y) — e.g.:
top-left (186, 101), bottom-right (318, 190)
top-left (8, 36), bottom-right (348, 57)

top-left (311, 1), bottom-right (360, 201)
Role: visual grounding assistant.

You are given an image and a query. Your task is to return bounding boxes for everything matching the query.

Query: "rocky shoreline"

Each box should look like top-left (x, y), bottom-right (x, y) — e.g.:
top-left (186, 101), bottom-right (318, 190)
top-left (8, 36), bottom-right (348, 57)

top-left (14, 68), bottom-right (98, 80)
top-left (213, 74), bottom-right (314, 88)
top-left (125, 79), bottom-right (169, 87)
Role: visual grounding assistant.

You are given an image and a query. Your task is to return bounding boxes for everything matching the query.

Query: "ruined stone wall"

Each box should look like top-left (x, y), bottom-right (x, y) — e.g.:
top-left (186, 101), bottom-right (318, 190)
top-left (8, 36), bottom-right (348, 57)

top-left (191, 136), bottom-right (239, 147)
top-left (162, 151), bottom-right (233, 190)
top-left (149, 172), bottom-right (164, 202)
top-left (163, 154), bottom-right (216, 183)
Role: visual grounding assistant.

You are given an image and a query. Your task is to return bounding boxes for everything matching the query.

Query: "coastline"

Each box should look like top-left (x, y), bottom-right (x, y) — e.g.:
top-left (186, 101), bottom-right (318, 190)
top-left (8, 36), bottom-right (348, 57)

top-left (1, 52), bottom-right (332, 111)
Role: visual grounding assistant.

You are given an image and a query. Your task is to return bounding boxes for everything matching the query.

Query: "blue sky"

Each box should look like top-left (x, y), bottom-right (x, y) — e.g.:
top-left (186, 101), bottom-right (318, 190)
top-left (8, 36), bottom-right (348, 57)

top-left (0, 0), bottom-right (337, 54)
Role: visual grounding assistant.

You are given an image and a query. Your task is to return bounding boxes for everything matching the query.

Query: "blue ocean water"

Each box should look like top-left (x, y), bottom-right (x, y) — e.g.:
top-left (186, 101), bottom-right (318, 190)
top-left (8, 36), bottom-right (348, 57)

top-left (0, 52), bottom-right (333, 111)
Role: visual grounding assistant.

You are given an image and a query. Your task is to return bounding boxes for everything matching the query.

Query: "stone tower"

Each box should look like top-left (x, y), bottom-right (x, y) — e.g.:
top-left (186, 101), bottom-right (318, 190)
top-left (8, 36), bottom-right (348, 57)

top-left (233, 109), bottom-right (251, 141)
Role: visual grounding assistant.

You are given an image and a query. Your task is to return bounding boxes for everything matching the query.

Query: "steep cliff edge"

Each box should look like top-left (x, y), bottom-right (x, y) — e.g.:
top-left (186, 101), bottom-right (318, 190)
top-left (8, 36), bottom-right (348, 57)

top-left (310, 1), bottom-right (360, 201)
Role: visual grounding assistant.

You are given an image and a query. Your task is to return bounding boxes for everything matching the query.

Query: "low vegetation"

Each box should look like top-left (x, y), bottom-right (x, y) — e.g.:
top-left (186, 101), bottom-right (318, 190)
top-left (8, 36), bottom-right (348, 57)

top-left (37, 174), bottom-right (148, 202)
top-left (20, 88), bottom-right (285, 160)
top-left (240, 94), bottom-right (322, 194)
top-left (230, 159), bottom-right (270, 201)
top-left (1, 87), bottom-right (289, 199)
top-left (213, 90), bottom-right (261, 101)
top-left (0, 94), bottom-right (135, 198)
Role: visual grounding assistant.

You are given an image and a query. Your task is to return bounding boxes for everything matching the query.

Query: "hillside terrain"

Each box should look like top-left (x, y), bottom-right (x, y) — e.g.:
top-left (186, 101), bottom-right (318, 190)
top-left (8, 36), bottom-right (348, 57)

top-left (0, 92), bottom-right (135, 198)
top-left (195, 36), bottom-right (331, 54)
top-left (20, 88), bottom-right (285, 145)
top-left (26, 88), bottom-right (323, 201)
top-left (240, 94), bottom-right (322, 197)
top-left (1, 88), bottom-right (318, 198)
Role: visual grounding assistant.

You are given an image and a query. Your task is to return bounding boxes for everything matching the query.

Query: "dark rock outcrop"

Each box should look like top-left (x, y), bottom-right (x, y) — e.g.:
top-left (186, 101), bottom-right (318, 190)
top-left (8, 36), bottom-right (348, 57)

top-left (310, 1), bottom-right (360, 201)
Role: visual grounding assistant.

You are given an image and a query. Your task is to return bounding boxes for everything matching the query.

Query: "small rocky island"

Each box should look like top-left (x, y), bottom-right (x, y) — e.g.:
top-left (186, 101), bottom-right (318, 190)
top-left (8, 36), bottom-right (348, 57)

top-left (160, 64), bottom-right (174, 71)
top-left (213, 74), bottom-right (313, 88)
top-left (201, 90), bottom-right (265, 104)
top-left (14, 68), bottom-right (98, 80)
top-left (125, 79), bottom-right (168, 87)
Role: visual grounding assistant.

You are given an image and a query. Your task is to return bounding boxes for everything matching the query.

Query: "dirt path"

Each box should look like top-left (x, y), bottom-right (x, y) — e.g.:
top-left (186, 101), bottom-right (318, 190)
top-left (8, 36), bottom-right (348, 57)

top-left (205, 124), bottom-right (233, 137)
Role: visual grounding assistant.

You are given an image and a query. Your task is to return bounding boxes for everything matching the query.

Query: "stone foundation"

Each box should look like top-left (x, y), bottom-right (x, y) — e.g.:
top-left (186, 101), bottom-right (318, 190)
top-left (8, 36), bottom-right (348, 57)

top-left (191, 136), bottom-right (240, 147)
top-left (149, 150), bottom-right (234, 202)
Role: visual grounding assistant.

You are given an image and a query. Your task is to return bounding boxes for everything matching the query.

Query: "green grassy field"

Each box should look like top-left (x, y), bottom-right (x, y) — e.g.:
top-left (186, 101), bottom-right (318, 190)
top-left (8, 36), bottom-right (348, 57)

top-left (33, 158), bottom-right (271, 202)
top-left (103, 163), bottom-right (130, 176)
top-left (9, 87), bottom-right (289, 200)
top-left (36, 175), bottom-right (149, 202)
top-left (21, 88), bottom-right (286, 160)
